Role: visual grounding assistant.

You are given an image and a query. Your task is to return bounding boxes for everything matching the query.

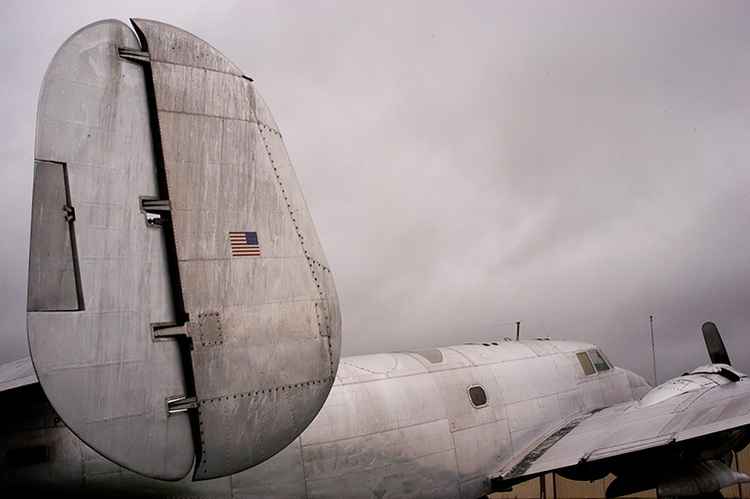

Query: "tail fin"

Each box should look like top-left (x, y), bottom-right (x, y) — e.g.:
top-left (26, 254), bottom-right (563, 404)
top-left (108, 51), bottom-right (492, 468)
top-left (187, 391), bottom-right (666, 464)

top-left (28, 19), bottom-right (340, 480)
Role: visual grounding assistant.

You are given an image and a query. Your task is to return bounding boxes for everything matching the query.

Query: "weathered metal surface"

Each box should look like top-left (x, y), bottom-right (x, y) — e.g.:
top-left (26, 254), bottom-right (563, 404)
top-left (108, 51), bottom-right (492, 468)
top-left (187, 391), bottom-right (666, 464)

top-left (302, 354), bottom-right (458, 496)
top-left (130, 18), bottom-right (341, 479)
top-left (27, 18), bottom-right (341, 481)
top-left (0, 357), bottom-right (38, 391)
top-left (293, 340), bottom-right (624, 499)
top-left (501, 366), bottom-right (750, 481)
top-left (28, 20), bottom-right (193, 480)
top-left (6, 336), bottom-right (749, 497)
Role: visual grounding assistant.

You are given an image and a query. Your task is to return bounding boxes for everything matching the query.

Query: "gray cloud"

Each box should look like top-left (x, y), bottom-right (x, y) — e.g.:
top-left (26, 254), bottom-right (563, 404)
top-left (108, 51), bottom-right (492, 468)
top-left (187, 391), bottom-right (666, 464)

top-left (1, 1), bottom-right (749, 384)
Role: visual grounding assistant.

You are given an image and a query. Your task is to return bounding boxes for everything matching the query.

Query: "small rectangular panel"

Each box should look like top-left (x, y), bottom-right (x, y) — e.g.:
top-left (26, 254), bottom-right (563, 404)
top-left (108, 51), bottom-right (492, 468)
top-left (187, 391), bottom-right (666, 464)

top-left (28, 161), bottom-right (82, 311)
top-left (197, 312), bottom-right (223, 346)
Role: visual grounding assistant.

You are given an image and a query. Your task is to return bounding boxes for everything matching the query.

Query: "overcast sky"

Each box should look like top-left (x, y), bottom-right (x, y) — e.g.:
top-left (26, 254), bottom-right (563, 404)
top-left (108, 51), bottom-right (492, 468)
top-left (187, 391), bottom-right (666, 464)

top-left (1, 1), bottom-right (748, 383)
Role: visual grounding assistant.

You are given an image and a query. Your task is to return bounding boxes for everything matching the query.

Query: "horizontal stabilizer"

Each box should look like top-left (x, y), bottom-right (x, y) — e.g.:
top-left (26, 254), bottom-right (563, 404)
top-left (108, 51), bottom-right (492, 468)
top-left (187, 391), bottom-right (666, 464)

top-left (0, 358), bottom-right (38, 392)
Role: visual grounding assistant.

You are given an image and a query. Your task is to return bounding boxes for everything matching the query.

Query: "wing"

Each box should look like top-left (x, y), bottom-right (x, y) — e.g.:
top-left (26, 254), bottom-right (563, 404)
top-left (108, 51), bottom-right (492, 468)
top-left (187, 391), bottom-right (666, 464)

top-left (495, 371), bottom-right (750, 497)
top-left (0, 358), bottom-right (38, 392)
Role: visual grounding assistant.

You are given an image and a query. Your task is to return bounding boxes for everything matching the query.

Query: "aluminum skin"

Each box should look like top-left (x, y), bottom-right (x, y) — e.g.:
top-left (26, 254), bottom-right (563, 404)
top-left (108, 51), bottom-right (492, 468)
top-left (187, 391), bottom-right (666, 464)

top-left (25, 18), bottom-right (340, 481)
top-left (2, 340), bottom-right (650, 497)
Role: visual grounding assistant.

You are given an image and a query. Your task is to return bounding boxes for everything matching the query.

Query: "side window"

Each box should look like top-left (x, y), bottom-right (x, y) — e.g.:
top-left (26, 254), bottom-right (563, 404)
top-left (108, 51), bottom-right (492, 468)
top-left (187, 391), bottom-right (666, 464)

top-left (576, 352), bottom-right (596, 375)
top-left (468, 385), bottom-right (488, 408)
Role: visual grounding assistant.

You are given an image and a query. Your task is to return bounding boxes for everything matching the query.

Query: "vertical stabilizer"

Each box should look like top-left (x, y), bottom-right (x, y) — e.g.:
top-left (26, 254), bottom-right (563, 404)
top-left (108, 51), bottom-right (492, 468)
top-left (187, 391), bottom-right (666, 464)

top-left (28, 18), bottom-right (341, 481)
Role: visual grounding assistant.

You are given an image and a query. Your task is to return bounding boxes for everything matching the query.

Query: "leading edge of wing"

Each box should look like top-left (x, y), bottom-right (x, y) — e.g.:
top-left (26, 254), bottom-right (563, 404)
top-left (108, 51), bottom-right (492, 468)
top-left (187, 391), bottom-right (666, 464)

top-left (0, 357), bottom-right (39, 392)
top-left (496, 379), bottom-right (750, 482)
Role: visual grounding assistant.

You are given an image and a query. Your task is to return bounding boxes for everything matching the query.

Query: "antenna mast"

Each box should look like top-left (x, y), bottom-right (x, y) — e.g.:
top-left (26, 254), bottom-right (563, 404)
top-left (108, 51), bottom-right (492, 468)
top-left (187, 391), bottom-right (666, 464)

top-left (650, 315), bottom-right (657, 385)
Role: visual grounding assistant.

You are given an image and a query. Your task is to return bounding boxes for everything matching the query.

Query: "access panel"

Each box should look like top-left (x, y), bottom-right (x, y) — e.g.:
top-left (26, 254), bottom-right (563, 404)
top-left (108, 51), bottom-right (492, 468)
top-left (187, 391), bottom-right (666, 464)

top-left (28, 161), bottom-right (82, 312)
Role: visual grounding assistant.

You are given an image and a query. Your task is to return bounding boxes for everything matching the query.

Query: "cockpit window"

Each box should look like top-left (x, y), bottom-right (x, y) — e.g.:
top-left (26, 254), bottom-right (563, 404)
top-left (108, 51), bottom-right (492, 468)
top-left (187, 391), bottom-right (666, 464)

top-left (576, 352), bottom-right (596, 375)
top-left (589, 349), bottom-right (611, 372)
top-left (577, 349), bottom-right (611, 375)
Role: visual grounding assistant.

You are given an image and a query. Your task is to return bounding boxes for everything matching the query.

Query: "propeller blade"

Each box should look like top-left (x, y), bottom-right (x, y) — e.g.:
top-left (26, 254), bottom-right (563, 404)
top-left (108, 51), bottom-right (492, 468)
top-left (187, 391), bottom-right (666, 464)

top-left (702, 321), bottom-right (731, 366)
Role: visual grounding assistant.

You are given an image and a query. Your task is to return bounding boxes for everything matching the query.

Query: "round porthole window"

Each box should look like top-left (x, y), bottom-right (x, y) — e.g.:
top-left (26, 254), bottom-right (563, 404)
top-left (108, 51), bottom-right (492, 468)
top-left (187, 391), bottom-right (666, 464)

top-left (468, 385), bottom-right (488, 408)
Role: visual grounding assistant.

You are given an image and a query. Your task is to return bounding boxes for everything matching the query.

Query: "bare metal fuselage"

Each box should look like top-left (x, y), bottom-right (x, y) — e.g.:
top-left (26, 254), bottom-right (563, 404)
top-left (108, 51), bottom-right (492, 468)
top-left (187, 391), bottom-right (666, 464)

top-left (2, 339), bottom-right (649, 497)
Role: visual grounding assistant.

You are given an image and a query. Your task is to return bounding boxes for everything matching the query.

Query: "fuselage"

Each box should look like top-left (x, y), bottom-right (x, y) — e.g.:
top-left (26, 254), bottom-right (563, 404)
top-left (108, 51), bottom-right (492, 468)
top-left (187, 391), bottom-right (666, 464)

top-left (1, 339), bottom-right (650, 497)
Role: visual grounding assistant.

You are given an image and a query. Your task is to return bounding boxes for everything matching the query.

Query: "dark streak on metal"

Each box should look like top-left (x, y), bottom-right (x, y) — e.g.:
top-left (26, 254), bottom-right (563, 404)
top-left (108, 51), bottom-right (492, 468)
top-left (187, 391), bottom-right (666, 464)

top-left (505, 409), bottom-right (602, 479)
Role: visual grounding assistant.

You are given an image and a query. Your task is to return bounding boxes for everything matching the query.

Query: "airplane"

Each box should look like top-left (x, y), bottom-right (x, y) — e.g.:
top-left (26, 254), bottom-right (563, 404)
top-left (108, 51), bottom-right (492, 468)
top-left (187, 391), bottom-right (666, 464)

top-left (1, 18), bottom-right (749, 498)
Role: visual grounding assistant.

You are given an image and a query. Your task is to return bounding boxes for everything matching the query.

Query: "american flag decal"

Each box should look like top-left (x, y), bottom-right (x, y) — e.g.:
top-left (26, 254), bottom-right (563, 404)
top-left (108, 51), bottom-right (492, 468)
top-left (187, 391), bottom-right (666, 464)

top-left (229, 231), bottom-right (261, 256)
